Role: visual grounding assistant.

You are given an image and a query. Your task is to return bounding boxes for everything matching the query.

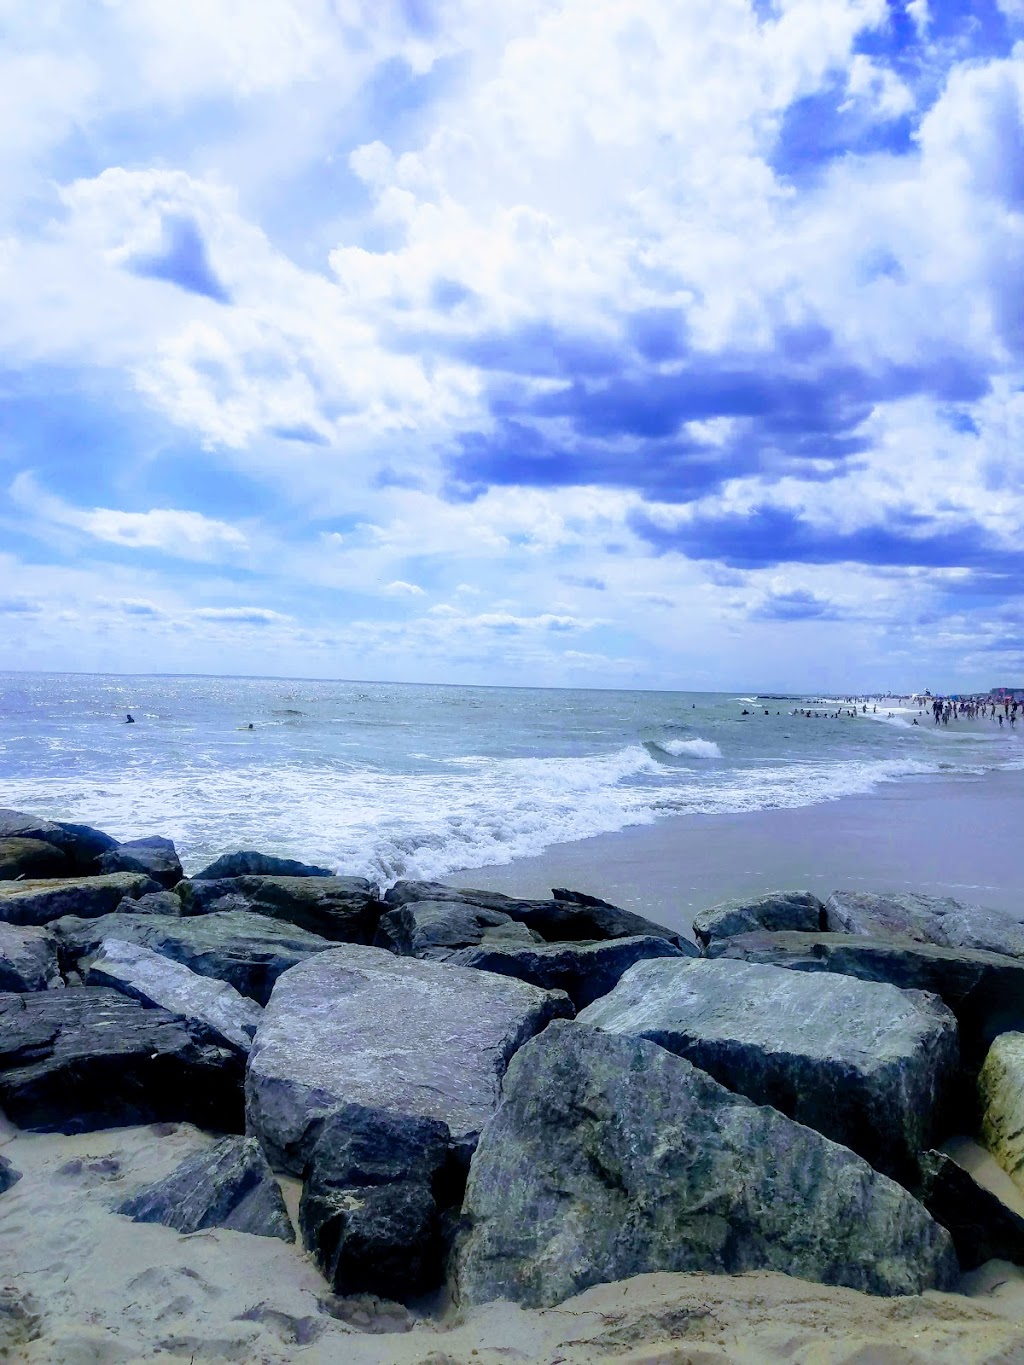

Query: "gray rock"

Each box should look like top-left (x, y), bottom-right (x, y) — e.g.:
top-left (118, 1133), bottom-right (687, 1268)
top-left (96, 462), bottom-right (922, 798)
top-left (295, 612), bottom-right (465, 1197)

top-left (708, 930), bottom-right (1024, 1070)
top-left (53, 910), bottom-right (335, 1006)
top-left (85, 938), bottom-right (263, 1053)
top-left (0, 922), bottom-right (61, 992)
top-left (385, 880), bottom-right (685, 947)
top-left (0, 1153), bottom-right (21, 1193)
top-left (117, 1135), bottom-right (292, 1239)
top-left (454, 1021), bottom-right (959, 1309)
top-left (825, 890), bottom-right (1024, 959)
top-left (373, 900), bottom-right (542, 960)
top-left (0, 873), bottom-right (160, 926)
top-left (97, 836), bottom-right (183, 889)
top-left (0, 809), bottom-right (118, 871)
top-left (0, 987), bottom-right (243, 1133)
top-left (246, 944), bottom-right (574, 1174)
top-left (980, 1033), bottom-right (1024, 1195)
top-left (0, 837), bottom-right (69, 882)
top-left (692, 890), bottom-right (824, 948)
top-left (178, 875), bottom-right (384, 943)
top-left (448, 935), bottom-right (690, 1010)
top-left (578, 957), bottom-right (958, 1181)
top-left (299, 1105), bottom-right (453, 1299)
top-left (129, 891), bottom-right (185, 916)
top-left (193, 850), bottom-right (335, 879)
top-left (916, 1148), bottom-right (1024, 1270)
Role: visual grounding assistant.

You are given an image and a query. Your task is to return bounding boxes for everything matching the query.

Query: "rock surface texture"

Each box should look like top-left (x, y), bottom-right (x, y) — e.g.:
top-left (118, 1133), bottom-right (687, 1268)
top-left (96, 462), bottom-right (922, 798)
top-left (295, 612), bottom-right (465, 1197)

top-left (97, 836), bottom-right (183, 888)
top-left (454, 1022), bottom-right (959, 1309)
top-left (298, 1105), bottom-right (453, 1299)
top-left (0, 873), bottom-right (159, 926)
top-left (0, 837), bottom-right (69, 882)
top-left (979, 1032), bottom-right (1024, 1195)
top-left (246, 944), bottom-right (573, 1174)
top-left (0, 1153), bottom-right (21, 1192)
top-left (193, 850), bottom-right (335, 879)
top-left (86, 937), bottom-right (264, 1053)
top-left (448, 935), bottom-right (688, 1010)
top-left (0, 809), bottom-right (118, 871)
top-left (0, 922), bottom-right (61, 992)
top-left (373, 899), bottom-right (542, 959)
top-left (578, 956), bottom-right (958, 1180)
top-left (692, 890), bottom-right (825, 948)
top-left (53, 909), bottom-right (335, 1005)
top-left (825, 890), bottom-right (1024, 959)
top-left (915, 1148), bottom-right (1024, 1270)
top-left (708, 930), bottom-right (1024, 1067)
top-left (0, 988), bottom-right (243, 1133)
top-left (178, 875), bottom-right (384, 944)
top-left (117, 1135), bottom-right (293, 1239)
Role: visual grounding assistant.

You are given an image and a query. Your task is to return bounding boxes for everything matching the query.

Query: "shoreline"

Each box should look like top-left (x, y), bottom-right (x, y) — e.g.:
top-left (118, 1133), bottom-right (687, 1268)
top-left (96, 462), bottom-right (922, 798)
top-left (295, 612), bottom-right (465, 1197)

top-left (449, 765), bottom-right (1024, 937)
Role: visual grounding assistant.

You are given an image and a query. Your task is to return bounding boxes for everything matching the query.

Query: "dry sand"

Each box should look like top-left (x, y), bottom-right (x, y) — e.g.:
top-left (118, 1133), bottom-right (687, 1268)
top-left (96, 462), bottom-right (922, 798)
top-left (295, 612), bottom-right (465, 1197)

top-left (5, 1115), bottom-right (1024, 1365)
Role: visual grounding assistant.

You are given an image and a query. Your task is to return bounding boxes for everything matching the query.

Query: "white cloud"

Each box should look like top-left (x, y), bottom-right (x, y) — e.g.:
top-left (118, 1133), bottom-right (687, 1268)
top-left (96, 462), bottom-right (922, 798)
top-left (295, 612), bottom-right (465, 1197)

top-left (383, 580), bottom-right (426, 596)
top-left (192, 606), bottom-right (290, 624)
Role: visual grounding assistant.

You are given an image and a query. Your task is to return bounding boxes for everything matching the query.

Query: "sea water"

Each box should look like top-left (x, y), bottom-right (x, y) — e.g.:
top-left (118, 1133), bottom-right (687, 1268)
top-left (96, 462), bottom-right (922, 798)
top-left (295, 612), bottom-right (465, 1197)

top-left (0, 672), bottom-right (1020, 884)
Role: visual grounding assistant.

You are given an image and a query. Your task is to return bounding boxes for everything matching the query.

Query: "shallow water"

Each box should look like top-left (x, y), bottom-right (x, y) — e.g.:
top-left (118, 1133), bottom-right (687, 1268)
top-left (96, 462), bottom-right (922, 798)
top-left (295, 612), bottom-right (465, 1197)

top-left (0, 672), bottom-right (1020, 883)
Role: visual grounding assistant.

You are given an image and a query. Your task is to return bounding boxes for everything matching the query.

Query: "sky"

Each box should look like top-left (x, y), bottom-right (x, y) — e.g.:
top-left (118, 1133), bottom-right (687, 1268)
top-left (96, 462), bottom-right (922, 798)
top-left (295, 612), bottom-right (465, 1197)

top-left (1, 0), bottom-right (1023, 693)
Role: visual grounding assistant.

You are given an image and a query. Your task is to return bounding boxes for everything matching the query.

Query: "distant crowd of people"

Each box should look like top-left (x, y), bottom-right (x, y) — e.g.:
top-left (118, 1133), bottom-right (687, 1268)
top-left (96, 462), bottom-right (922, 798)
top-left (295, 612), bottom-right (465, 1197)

top-left (927, 695), bottom-right (1019, 727)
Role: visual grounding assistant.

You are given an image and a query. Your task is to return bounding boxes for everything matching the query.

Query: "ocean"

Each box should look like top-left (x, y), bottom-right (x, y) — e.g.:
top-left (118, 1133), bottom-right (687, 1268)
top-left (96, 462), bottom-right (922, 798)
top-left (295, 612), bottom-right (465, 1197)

top-left (1, 672), bottom-right (1021, 886)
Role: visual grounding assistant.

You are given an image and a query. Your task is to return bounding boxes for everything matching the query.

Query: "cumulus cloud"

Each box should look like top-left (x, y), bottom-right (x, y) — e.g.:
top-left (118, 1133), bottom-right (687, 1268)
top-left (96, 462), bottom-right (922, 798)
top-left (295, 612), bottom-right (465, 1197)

top-left (192, 607), bottom-right (291, 624)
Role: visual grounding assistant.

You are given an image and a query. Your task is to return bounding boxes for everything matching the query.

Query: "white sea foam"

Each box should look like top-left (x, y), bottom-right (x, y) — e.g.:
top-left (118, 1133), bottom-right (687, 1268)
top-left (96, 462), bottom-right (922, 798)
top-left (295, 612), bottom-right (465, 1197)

top-left (652, 738), bottom-right (722, 759)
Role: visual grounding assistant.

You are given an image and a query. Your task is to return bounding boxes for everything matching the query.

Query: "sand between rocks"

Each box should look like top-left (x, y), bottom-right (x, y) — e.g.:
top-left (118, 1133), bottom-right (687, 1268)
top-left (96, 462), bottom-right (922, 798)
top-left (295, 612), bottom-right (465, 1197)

top-left (3, 1118), bottom-right (1024, 1365)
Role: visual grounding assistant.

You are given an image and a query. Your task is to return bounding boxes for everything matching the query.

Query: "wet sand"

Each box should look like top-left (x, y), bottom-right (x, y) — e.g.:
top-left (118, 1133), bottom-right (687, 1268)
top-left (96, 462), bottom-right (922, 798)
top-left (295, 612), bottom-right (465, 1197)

top-left (449, 767), bottom-right (1024, 939)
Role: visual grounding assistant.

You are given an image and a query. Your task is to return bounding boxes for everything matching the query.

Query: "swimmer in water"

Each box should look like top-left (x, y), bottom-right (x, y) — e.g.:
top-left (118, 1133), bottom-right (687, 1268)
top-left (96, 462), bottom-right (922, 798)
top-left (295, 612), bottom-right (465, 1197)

top-left (125, 713), bottom-right (135, 723)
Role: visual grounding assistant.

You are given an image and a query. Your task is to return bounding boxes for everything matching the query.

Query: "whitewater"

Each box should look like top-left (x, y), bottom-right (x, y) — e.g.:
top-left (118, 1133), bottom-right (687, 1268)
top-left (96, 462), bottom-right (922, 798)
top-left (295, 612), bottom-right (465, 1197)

top-left (1, 673), bottom-right (1020, 886)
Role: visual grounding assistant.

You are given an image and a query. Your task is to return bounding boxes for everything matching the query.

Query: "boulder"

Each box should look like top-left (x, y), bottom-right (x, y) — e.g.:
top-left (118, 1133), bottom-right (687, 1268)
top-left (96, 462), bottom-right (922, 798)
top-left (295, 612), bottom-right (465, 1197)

top-left (193, 850), bottom-right (335, 879)
top-left (0, 837), bottom-right (69, 882)
top-left (448, 935), bottom-right (689, 1010)
top-left (454, 1022), bottom-right (958, 1309)
top-left (85, 938), bottom-right (263, 1053)
top-left (0, 808), bottom-right (118, 871)
top-left (246, 944), bottom-right (573, 1174)
top-left (577, 957), bottom-right (958, 1181)
top-left (373, 900), bottom-right (542, 960)
top-left (0, 987), bottom-right (243, 1133)
top-left (707, 931), bottom-right (1024, 1070)
top-left (692, 891), bottom-right (824, 948)
top-left (129, 890), bottom-right (184, 916)
top-left (178, 875), bottom-right (384, 943)
top-left (52, 910), bottom-right (334, 1006)
top-left (0, 1153), bottom-right (21, 1193)
top-left (825, 890), bottom-right (1024, 959)
top-left (299, 1105), bottom-right (453, 1300)
top-left (980, 1033), bottom-right (1024, 1195)
top-left (0, 922), bottom-right (60, 992)
top-left (0, 873), bottom-right (160, 927)
top-left (116, 1135), bottom-right (292, 1240)
top-left (96, 836), bottom-right (183, 889)
top-left (916, 1149), bottom-right (1024, 1270)
top-left (385, 880), bottom-right (685, 947)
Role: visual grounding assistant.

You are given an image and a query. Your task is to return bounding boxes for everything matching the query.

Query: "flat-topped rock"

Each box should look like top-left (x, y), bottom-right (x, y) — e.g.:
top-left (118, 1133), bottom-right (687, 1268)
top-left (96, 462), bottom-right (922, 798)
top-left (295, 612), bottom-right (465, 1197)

top-left (178, 875), bottom-right (384, 943)
top-left (708, 930), bottom-right (1024, 1076)
top-left (193, 850), bottom-right (335, 880)
top-left (0, 873), bottom-right (159, 926)
top-left (246, 944), bottom-right (573, 1174)
top-left (692, 891), bottom-right (825, 948)
top-left (97, 836), bottom-right (183, 889)
top-left (454, 1022), bottom-right (958, 1308)
top-left (825, 890), bottom-right (1024, 959)
top-left (979, 1033), bottom-right (1024, 1196)
top-left (0, 987), bottom-right (243, 1133)
top-left (385, 880), bottom-right (684, 947)
top-left (117, 1135), bottom-right (292, 1240)
top-left (0, 922), bottom-right (60, 992)
top-left (374, 900), bottom-right (542, 959)
top-left (53, 909), bottom-right (334, 1005)
top-left (449, 935), bottom-right (690, 1010)
top-left (578, 957), bottom-right (958, 1180)
top-left (0, 837), bottom-right (69, 882)
top-left (86, 937), bottom-right (263, 1053)
top-left (0, 809), bottom-right (118, 871)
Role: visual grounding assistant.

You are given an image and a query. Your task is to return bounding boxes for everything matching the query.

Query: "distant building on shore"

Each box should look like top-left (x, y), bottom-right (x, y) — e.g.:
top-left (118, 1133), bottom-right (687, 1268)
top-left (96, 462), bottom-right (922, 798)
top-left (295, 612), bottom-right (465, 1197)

top-left (989, 687), bottom-right (1024, 702)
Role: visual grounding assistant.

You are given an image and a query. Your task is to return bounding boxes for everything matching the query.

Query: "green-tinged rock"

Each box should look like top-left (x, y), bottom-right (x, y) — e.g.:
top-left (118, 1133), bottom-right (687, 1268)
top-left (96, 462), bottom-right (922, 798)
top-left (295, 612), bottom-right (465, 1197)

top-left (0, 873), bottom-right (159, 926)
top-left (692, 890), bottom-right (824, 948)
top-left (980, 1032), bottom-right (1024, 1194)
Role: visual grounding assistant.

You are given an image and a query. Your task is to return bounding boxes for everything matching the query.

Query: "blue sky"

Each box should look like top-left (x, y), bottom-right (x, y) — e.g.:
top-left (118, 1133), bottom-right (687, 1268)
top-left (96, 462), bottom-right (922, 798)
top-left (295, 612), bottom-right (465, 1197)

top-left (1, 0), bottom-right (1023, 691)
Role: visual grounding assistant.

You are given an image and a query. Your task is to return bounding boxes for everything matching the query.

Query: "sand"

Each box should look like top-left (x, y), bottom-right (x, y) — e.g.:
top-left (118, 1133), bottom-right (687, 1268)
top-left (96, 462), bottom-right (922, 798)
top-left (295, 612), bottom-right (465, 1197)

top-left (4, 1115), bottom-right (1024, 1365)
